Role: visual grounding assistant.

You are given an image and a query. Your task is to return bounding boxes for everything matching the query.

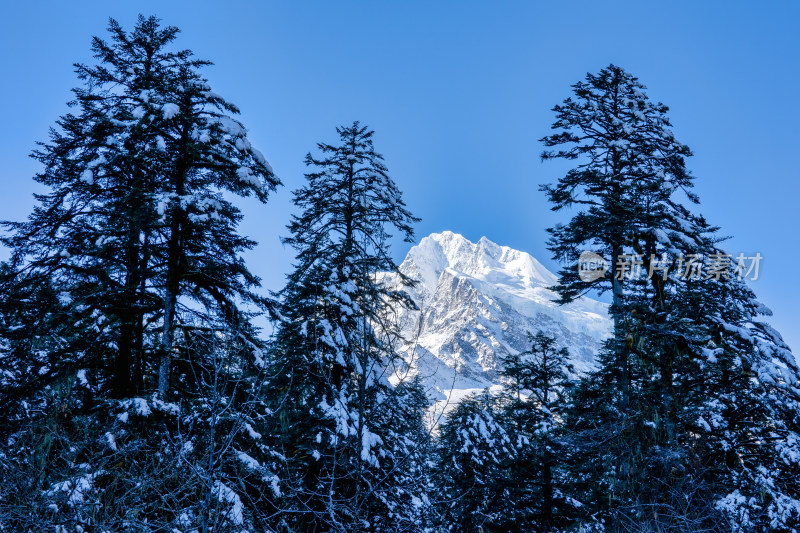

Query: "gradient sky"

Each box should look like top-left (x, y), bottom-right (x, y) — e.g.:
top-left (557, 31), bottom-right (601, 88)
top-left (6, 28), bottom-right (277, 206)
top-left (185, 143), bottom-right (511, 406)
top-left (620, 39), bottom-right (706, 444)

top-left (1, 1), bottom-right (797, 351)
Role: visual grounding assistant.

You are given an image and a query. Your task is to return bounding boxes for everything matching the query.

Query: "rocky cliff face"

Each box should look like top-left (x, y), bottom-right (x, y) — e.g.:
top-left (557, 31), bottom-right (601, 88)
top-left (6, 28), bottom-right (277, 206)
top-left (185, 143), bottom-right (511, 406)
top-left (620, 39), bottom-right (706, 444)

top-left (385, 231), bottom-right (611, 410)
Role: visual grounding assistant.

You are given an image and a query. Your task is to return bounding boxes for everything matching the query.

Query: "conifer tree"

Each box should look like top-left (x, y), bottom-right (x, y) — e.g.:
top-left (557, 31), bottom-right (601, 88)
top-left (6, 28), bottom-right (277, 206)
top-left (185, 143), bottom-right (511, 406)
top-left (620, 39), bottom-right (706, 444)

top-left (542, 64), bottom-right (800, 530)
top-left (431, 332), bottom-right (577, 532)
top-left (1, 14), bottom-right (278, 398)
top-left (501, 331), bottom-right (574, 531)
top-left (541, 64), bottom-right (695, 407)
top-left (269, 122), bottom-right (425, 532)
top-left (432, 391), bottom-right (514, 532)
top-left (0, 16), bottom-right (281, 530)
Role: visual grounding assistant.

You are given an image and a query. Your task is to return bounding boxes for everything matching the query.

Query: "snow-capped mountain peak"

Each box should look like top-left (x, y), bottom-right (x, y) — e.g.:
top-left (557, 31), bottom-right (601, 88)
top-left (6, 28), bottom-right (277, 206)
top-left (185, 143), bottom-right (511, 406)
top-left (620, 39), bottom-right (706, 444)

top-left (402, 231), bottom-right (558, 292)
top-left (388, 231), bottom-right (611, 410)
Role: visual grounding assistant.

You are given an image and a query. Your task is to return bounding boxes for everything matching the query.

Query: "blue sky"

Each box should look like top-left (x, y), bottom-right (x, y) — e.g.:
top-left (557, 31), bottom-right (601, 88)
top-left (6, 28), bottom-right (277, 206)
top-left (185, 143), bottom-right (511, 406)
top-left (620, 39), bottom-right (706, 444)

top-left (1, 1), bottom-right (798, 351)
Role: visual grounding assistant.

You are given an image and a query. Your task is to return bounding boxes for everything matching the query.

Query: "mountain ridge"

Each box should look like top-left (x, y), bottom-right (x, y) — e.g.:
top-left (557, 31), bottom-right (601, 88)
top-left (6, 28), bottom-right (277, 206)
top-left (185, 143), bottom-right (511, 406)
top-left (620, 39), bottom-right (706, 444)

top-left (386, 231), bottom-right (612, 411)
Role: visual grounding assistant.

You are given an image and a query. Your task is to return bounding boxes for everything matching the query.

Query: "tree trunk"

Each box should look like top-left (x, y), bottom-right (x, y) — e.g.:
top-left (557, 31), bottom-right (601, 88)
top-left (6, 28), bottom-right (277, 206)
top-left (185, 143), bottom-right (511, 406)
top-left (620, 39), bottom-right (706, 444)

top-left (114, 315), bottom-right (134, 398)
top-left (113, 223), bottom-right (141, 398)
top-left (158, 286), bottom-right (176, 397)
top-left (611, 243), bottom-right (630, 409)
top-left (133, 313), bottom-right (144, 393)
top-left (159, 211), bottom-right (181, 397)
top-left (542, 458), bottom-right (553, 527)
top-left (158, 108), bottom-right (189, 397)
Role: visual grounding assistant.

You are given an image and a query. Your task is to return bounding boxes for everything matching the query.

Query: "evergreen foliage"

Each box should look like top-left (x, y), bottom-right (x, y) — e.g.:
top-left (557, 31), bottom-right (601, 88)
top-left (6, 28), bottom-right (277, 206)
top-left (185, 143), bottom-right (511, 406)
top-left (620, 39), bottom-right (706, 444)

top-left (432, 391), bottom-right (513, 532)
top-left (1, 18), bottom-right (798, 532)
top-left (267, 122), bottom-right (427, 532)
top-left (0, 16), bottom-right (281, 531)
top-left (501, 332), bottom-right (575, 531)
top-left (542, 64), bottom-right (800, 531)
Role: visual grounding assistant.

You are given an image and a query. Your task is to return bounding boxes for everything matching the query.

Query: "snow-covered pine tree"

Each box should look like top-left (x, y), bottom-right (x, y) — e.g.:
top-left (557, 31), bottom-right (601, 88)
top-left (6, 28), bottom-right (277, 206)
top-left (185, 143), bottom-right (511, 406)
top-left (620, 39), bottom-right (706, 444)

top-left (1, 14), bottom-right (278, 399)
top-left (500, 331), bottom-right (575, 531)
top-left (542, 64), bottom-right (800, 531)
top-left (632, 236), bottom-right (800, 531)
top-left (269, 122), bottom-right (426, 532)
top-left (429, 333), bottom-right (575, 532)
top-left (541, 64), bottom-right (695, 404)
top-left (539, 65), bottom-right (699, 521)
top-left (0, 16), bottom-right (281, 530)
top-left (431, 391), bottom-right (514, 532)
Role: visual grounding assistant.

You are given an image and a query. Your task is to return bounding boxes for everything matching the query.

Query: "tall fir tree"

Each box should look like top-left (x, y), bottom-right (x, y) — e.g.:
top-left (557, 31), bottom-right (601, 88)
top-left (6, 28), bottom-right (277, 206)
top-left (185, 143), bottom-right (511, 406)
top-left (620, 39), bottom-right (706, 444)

top-left (431, 391), bottom-right (514, 533)
top-left (269, 122), bottom-right (426, 532)
top-left (0, 16), bottom-right (282, 531)
top-left (430, 332), bottom-right (577, 532)
top-left (500, 331), bottom-right (575, 531)
top-left (542, 64), bottom-right (800, 531)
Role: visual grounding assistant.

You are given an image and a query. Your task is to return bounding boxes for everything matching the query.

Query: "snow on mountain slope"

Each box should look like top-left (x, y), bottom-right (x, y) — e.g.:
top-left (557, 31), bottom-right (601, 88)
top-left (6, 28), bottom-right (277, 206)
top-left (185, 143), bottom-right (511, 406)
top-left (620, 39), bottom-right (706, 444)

top-left (385, 231), bottom-right (611, 415)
